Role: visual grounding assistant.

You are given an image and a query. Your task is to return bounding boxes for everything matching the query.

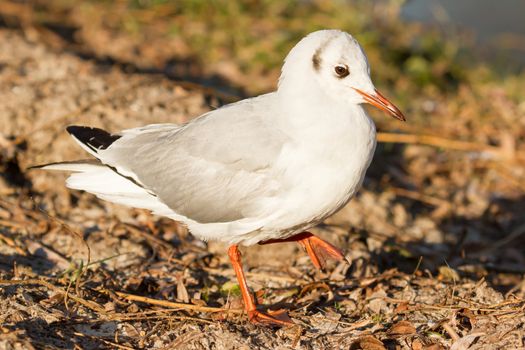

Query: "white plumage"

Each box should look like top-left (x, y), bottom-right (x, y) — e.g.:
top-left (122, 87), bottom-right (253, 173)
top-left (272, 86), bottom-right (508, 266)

top-left (36, 30), bottom-right (404, 246)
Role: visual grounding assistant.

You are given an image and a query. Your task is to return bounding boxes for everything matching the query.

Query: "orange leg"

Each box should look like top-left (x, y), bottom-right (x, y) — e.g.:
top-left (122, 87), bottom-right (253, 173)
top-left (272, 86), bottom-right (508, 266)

top-left (227, 245), bottom-right (293, 326)
top-left (260, 232), bottom-right (345, 270)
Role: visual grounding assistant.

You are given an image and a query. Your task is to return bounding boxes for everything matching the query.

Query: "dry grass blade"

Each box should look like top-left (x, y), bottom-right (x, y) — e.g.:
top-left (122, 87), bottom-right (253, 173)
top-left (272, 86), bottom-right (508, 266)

top-left (377, 132), bottom-right (520, 161)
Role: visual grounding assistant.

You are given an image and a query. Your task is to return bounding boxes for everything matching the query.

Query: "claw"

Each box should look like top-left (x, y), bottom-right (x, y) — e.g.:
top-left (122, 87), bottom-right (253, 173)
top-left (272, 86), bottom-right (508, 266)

top-left (248, 309), bottom-right (294, 326)
top-left (298, 235), bottom-right (345, 270)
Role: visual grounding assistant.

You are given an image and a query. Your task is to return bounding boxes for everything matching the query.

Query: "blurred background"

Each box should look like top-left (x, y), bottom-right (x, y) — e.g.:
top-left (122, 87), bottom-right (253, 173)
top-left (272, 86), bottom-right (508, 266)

top-left (2, 0), bottom-right (525, 94)
top-left (0, 1), bottom-right (524, 348)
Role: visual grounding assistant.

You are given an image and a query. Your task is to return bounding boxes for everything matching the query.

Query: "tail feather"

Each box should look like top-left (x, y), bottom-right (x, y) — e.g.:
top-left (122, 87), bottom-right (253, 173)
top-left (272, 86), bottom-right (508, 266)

top-left (29, 159), bottom-right (101, 172)
top-left (32, 159), bottom-right (171, 214)
top-left (29, 126), bottom-right (179, 218)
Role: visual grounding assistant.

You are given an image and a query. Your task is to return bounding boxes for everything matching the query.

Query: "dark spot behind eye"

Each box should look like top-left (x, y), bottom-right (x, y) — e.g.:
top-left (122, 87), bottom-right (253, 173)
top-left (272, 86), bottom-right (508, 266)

top-left (312, 48), bottom-right (322, 71)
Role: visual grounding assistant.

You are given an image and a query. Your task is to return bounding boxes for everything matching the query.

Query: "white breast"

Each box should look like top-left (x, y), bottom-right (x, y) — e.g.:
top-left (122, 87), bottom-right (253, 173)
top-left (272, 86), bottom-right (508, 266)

top-left (242, 104), bottom-right (376, 244)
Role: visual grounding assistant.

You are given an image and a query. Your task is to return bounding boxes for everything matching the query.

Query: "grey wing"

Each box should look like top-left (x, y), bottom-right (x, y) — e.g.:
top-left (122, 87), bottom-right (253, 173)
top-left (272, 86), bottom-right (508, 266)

top-left (101, 96), bottom-right (289, 224)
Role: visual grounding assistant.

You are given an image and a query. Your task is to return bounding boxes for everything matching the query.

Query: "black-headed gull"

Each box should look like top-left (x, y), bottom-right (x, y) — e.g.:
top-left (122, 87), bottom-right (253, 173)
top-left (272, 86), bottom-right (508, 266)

top-left (34, 29), bottom-right (405, 326)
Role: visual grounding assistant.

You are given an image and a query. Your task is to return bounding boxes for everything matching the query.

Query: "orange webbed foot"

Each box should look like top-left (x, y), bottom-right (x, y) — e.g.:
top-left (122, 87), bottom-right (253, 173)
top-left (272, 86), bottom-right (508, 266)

top-left (248, 308), bottom-right (294, 326)
top-left (298, 235), bottom-right (345, 270)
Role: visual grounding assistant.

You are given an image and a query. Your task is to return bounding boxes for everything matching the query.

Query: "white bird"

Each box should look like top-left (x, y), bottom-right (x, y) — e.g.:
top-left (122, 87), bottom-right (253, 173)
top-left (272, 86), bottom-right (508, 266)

top-left (33, 29), bottom-right (405, 326)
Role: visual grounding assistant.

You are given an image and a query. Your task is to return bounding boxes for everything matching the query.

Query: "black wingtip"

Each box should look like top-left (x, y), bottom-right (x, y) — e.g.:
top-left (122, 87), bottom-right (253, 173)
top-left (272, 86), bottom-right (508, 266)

top-left (67, 125), bottom-right (121, 151)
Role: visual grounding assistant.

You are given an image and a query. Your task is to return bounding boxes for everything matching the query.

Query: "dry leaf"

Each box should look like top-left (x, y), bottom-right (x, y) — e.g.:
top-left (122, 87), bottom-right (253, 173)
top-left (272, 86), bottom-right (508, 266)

top-left (424, 344), bottom-right (444, 350)
top-left (309, 311), bottom-right (341, 334)
top-left (411, 339), bottom-right (423, 350)
top-left (394, 301), bottom-right (409, 313)
top-left (367, 289), bottom-right (388, 314)
top-left (438, 266), bottom-right (460, 282)
top-left (177, 278), bottom-right (190, 303)
top-left (352, 336), bottom-right (386, 350)
top-left (387, 320), bottom-right (417, 335)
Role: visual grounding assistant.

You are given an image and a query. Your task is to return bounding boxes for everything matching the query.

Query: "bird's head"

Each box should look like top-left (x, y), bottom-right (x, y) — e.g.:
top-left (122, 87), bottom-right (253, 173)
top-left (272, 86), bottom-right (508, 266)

top-left (279, 30), bottom-right (405, 121)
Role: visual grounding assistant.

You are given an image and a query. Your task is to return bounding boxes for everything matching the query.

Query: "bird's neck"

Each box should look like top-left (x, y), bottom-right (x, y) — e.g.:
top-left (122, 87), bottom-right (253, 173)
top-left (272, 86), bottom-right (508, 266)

top-left (276, 81), bottom-right (372, 136)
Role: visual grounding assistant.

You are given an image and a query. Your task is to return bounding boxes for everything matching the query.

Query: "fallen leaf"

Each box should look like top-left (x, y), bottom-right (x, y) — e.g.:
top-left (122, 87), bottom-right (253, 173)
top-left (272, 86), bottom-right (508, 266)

top-left (438, 266), bottom-right (460, 282)
top-left (411, 338), bottom-right (423, 350)
top-left (387, 320), bottom-right (417, 335)
top-left (352, 336), bottom-right (386, 350)
top-left (394, 301), bottom-right (409, 313)
top-left (424, 344), bottom-right (444, 350)
top-left (177, 278), bottom-right (189, 303)
top-left (309, 311), bottom-right (341, 334)
top-left (367, 289), bottom-right (388, 314)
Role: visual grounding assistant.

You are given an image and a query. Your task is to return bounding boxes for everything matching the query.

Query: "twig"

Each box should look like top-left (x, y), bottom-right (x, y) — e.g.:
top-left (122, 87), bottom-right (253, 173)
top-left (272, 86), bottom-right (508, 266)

top-left (377, 132), bottom-right (517, 161)
top-left (442, 322), bottom-right (460, 341)
top-left (412, 256), bottom-right (423, 276)
top-left (112, 290), bottom-right (243, 314)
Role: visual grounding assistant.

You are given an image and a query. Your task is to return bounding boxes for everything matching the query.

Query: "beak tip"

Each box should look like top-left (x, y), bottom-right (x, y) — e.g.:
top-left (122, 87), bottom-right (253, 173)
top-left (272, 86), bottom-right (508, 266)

top-left (354, 87), bottom-right (406, 122)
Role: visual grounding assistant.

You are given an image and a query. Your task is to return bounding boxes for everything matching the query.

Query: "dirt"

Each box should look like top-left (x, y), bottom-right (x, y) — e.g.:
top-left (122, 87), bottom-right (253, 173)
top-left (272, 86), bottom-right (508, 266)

top-left (0, 5), bottom-right (525, 350)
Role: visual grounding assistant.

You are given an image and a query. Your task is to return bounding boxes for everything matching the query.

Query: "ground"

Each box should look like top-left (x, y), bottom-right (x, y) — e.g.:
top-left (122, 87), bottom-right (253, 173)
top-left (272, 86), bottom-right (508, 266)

top-left (0, 2), bottom-right (524, 349)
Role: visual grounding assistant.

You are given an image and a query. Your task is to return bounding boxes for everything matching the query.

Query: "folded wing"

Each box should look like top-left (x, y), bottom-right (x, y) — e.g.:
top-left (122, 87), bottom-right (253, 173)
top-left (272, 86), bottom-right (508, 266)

top-left (52, 94), bottom-right (290, 227)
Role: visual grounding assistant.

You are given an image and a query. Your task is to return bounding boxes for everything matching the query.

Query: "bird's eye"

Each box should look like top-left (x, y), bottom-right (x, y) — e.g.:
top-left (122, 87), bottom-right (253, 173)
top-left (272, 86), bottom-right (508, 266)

top-left (334, 65), bottom-right (349, 78)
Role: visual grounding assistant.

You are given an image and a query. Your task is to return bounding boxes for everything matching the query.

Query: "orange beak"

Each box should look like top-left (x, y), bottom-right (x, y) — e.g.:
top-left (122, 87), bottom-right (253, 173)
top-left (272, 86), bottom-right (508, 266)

top-left (353, 88), bottom-right (406, 121)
